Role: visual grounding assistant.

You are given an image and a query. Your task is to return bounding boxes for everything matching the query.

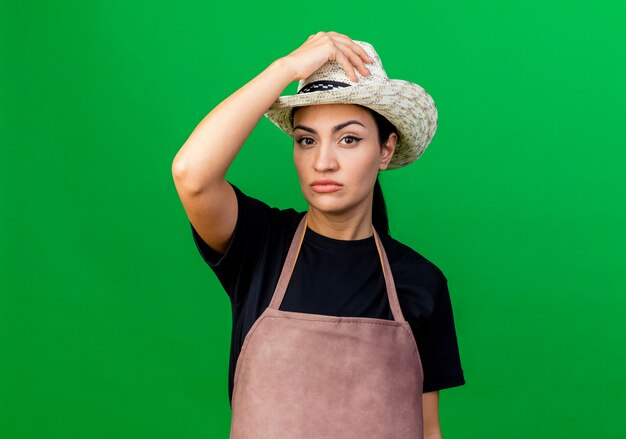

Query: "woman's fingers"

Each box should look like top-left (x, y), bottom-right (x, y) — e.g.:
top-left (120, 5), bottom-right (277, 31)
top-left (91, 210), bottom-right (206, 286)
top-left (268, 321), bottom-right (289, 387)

top-left (284, 31), bottom-right (373, 82)
top-left (328, 32), bottom-right (373, 65)
top-left (325, 32), bottom-right (373, 81)
top-left (334, 40), bottom-right (371, 78)
top-left (332, 48), bottom-right (359, 82)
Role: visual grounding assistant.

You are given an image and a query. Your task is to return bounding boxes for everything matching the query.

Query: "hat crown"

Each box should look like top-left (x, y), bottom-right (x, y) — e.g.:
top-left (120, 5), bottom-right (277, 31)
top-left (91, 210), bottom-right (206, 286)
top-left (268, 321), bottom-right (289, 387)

top-left (297, 41), bottom-right (389, 92)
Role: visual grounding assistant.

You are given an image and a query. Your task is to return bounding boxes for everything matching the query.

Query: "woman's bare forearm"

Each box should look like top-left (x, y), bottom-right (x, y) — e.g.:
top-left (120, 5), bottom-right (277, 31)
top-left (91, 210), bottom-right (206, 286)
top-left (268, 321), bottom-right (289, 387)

top-left (172, 32), bottom-right (372, 195)
top-left (172, 57), bottom-right (296, 193)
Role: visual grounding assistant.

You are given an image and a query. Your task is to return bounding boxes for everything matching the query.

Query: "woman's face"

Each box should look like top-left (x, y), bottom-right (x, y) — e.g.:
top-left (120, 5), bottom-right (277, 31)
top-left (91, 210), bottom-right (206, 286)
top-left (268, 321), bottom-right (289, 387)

top-left (292, 104), bottom-right (396, 216)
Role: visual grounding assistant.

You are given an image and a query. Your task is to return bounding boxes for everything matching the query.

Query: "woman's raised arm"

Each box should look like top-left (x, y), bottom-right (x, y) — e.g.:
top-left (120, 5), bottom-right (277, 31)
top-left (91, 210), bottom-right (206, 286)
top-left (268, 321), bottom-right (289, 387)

top-left (172, 32), bottom-right (372, 255)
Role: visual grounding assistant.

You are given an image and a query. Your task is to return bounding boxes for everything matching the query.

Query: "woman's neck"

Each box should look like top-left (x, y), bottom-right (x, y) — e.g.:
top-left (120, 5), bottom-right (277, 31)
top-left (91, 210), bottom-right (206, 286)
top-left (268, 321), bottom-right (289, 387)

top-left (305, 205), bottom-right (374, 241)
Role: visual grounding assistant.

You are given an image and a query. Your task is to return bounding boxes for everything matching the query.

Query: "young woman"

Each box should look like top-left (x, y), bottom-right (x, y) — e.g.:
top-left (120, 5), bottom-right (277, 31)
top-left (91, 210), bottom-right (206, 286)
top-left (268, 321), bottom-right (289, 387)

top-left (172, 31), bottom-right (465, 439)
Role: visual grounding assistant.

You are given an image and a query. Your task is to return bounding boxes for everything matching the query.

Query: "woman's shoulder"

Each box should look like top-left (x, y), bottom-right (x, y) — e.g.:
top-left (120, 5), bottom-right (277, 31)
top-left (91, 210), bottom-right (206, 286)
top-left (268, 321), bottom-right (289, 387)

top-left (380, 233), bottom-right (447, 285)
top-left (229, 180), bottom-right (306, 227)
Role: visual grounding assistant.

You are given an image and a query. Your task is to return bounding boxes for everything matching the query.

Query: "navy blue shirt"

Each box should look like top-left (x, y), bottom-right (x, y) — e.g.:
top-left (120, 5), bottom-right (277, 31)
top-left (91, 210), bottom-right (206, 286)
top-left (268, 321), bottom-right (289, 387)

top-left (190, 181), bottom-right (465, 406)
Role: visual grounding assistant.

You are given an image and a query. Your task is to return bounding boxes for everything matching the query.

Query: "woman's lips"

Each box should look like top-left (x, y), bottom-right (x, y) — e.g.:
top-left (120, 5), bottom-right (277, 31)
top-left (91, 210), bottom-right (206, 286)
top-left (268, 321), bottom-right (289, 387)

top-left (311, 184), bottom-right (343, 193)
top-left (311, 180), bottom-right (343, 193)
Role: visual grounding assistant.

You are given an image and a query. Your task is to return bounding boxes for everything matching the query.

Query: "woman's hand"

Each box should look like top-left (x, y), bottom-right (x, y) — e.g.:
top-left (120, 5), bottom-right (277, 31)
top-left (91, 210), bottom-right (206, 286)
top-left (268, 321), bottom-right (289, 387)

top-left (280, 31), bottom-right (373, 83)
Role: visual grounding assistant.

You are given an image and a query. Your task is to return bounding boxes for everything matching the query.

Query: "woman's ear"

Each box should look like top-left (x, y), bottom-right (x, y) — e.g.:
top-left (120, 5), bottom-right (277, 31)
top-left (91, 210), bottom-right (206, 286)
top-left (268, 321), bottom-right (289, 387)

top-left (379, 133), bottom-right (398, 170)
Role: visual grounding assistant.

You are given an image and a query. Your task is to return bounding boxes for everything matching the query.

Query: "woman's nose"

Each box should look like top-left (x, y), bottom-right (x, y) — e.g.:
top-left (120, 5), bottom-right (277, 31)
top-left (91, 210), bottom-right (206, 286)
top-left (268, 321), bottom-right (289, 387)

top-left (313, 143), bottom-right (339, 172)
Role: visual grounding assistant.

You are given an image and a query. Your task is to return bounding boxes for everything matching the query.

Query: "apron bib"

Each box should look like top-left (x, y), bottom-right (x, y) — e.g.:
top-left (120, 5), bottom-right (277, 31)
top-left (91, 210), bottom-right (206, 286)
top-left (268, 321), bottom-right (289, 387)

top-left (230, 213), bottom-right (424, 439)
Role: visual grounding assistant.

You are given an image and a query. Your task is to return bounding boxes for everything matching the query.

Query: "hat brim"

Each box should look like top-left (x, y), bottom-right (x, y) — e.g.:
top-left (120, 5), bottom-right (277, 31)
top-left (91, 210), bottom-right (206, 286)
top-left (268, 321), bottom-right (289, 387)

top-left (263, 79), bottom-right (438, 170)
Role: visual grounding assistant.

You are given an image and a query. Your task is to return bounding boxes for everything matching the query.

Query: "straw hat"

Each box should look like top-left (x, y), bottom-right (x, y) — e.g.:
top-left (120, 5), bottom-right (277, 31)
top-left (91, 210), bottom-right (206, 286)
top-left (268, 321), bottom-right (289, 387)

top-left (263, 40), bottom-right (438, 170)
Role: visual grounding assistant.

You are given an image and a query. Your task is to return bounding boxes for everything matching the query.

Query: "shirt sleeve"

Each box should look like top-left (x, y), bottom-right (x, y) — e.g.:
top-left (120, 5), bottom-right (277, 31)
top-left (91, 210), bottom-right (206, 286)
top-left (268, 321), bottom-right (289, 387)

top-left (417, 268), bottom-right (466, 392)
top-left (189, 180), bottom-right (272, 305)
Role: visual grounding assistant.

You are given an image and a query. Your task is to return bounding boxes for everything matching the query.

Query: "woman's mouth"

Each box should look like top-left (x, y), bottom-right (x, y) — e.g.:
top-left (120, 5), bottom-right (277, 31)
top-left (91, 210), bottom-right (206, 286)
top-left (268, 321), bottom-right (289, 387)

top-left (311, 179), bottom-right (343, 193)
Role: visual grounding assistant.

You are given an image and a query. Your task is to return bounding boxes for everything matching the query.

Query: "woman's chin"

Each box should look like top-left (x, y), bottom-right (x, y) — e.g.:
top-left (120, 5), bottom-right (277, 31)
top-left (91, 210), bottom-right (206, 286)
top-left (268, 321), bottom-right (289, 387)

top-left (306, 198), bottom-right (353, 216)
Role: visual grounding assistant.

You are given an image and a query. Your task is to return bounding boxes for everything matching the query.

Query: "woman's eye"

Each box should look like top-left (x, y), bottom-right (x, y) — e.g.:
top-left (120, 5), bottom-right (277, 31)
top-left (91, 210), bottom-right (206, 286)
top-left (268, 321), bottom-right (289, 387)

top-left (341, 135), bottom-right (362, 145)
top-left (296, 137), bottom-right (315, 147)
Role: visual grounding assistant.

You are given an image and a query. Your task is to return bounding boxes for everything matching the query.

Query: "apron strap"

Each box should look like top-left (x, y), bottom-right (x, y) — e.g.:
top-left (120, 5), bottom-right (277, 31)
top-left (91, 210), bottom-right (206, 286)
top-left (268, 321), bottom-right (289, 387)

top-left (268, 212), bottom-right (407, 323)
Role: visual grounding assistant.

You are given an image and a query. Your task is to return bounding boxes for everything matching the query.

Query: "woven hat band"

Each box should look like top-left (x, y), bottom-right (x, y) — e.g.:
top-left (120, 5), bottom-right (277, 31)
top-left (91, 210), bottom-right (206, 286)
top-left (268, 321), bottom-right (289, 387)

top-left (297, 80), bottom-right (351, 94)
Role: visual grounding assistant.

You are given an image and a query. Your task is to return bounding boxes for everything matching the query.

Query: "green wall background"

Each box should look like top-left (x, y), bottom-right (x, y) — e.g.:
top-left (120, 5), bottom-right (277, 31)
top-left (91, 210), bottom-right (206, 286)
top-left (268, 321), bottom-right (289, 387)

top-left (2, 0), bottom-right (625, 437)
